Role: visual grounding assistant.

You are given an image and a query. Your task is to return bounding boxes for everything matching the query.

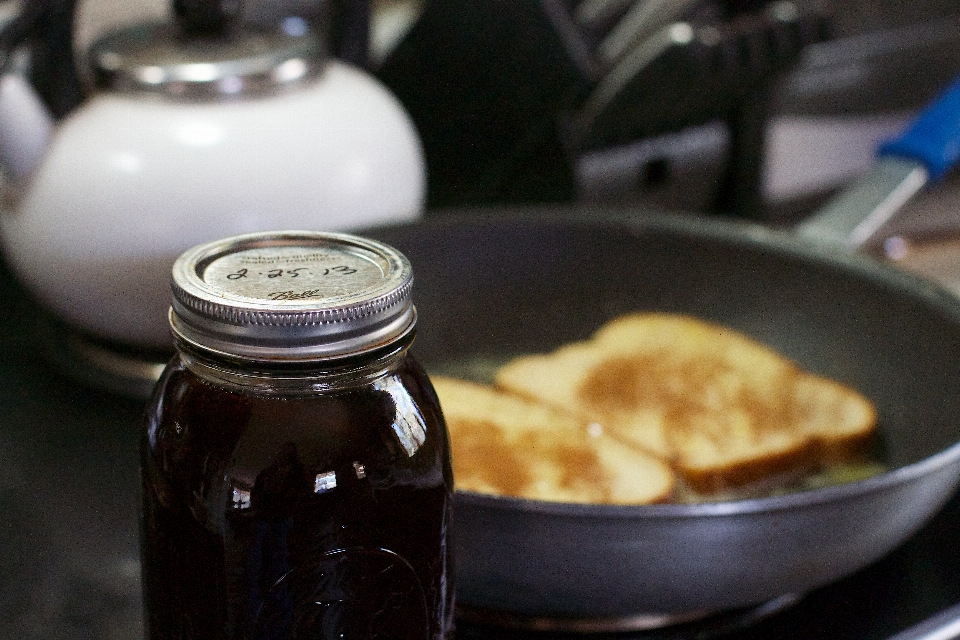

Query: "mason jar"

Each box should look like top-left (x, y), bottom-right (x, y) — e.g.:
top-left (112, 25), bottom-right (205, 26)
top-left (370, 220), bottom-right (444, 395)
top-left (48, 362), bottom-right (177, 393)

top-left (140, 230), bottom-right (454, 639)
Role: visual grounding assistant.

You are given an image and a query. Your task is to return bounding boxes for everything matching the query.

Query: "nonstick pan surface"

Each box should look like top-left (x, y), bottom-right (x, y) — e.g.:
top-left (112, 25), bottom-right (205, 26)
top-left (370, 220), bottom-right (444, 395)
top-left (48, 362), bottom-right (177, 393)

top-left (367, 206), bottom-right (960, 626)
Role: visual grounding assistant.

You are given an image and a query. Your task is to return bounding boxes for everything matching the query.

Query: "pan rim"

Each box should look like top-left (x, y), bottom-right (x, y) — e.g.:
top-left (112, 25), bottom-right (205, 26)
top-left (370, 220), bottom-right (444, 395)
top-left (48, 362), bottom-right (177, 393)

top-left (372, 203), bottom-right (960, 322)
top-left (416, 204), bottom-right (960, 304)
top-left (369, 203), bottom-right (960, 313)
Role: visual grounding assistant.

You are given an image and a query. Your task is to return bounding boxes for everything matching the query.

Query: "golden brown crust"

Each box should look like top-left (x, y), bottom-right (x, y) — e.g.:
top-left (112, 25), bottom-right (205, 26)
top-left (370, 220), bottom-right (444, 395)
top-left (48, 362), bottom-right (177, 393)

top-left (432, 376), bottom-right (676, 505)
top-left (494, 312), bottom-right (877, 496)
top-left (680, 442), bottom-right (819, 494)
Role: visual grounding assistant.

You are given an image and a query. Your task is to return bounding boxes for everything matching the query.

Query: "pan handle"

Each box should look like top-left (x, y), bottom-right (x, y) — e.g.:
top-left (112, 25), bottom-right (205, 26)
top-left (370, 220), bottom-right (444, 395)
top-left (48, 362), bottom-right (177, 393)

top-left (796, 75), bottom-right (960, 251)
top-left (879, 74), bottom-right (960, 182)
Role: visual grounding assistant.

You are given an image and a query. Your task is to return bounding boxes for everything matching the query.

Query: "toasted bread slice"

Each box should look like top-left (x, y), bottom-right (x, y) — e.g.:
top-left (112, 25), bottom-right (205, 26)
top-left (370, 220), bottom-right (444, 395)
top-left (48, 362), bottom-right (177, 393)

top-left (495, 312), bottom-right (877, 494)
top-left (432, 376), bottom-right (675, 504)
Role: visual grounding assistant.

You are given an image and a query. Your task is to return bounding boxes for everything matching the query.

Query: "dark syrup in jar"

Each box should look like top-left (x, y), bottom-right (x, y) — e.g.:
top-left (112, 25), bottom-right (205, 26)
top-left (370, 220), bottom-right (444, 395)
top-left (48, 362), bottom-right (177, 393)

top-left (141, 349), bottom-right (454, 640)
top-left (145, 231), bottom-right (453, 638)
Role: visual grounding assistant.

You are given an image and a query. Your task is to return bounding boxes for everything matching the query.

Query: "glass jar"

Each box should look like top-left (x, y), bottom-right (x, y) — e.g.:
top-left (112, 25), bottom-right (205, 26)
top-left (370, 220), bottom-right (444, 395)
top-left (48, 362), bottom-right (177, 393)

top-left (140, 231), bottom-right (454, 639)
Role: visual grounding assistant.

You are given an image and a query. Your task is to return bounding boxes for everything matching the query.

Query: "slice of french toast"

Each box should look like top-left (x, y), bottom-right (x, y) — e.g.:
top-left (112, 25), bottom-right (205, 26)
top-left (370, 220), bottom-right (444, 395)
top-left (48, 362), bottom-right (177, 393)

top-left (432, 375), bottom-right (676, 504)
top-left (495, 312), bottom-right (877, 494)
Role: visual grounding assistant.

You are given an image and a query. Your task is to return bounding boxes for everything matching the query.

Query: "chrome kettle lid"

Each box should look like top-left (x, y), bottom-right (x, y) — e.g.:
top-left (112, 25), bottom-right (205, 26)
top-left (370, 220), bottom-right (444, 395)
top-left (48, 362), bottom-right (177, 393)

top-left (89, 17), bottom-right (324, 98)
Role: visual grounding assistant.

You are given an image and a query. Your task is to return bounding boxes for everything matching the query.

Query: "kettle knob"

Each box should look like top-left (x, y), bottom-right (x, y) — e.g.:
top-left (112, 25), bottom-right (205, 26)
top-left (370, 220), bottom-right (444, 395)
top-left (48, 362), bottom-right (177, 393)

top-left (173, 0), bottom-right (241, 35)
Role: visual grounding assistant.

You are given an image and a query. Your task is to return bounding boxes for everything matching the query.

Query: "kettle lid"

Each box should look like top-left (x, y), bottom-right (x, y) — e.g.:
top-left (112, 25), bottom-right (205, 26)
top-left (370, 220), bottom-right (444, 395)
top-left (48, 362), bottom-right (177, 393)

top-left (89, 18), bottom-right (324, 99)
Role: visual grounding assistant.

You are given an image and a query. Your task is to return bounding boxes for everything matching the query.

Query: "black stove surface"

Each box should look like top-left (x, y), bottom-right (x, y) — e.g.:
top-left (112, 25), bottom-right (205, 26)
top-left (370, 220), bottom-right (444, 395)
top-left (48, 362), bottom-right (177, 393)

top-left (2, 260), bottom-right (959, 640)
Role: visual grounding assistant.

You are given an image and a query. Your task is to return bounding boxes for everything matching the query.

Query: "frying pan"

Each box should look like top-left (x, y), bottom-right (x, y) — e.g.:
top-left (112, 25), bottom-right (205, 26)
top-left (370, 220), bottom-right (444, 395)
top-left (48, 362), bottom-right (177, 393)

top-left (363, 77), bottom-right (960, 628)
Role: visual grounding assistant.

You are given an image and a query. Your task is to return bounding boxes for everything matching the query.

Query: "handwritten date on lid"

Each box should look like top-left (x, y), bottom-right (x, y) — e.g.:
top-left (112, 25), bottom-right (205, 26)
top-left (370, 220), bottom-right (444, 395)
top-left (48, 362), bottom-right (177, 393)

top-left (201, 247), bottom-right (386, 303)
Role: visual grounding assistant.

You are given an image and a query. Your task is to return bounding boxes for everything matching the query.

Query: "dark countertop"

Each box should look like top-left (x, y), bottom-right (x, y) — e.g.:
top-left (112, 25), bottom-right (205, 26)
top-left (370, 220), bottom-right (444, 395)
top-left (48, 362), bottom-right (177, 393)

top-left (0, 263), bottom-right (144, 639)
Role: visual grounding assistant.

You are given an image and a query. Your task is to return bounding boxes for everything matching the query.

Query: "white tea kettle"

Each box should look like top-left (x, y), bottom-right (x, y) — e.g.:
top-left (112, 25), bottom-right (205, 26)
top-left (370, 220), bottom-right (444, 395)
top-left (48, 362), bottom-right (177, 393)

top-left (0, 6), bottom-right (426, 349)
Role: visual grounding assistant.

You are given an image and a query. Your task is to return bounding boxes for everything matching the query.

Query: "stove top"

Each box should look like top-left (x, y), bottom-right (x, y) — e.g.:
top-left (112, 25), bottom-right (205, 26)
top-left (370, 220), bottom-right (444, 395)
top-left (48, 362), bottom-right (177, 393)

top-left (2, 256), bottom-right (960, 640)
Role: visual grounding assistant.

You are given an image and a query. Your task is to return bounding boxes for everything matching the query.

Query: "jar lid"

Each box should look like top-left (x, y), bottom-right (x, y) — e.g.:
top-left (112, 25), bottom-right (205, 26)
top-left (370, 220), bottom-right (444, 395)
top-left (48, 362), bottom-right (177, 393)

top-left (90, 20), bottom-right (324, 98)
top-left (169, 231), bottom-right (416, 361)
